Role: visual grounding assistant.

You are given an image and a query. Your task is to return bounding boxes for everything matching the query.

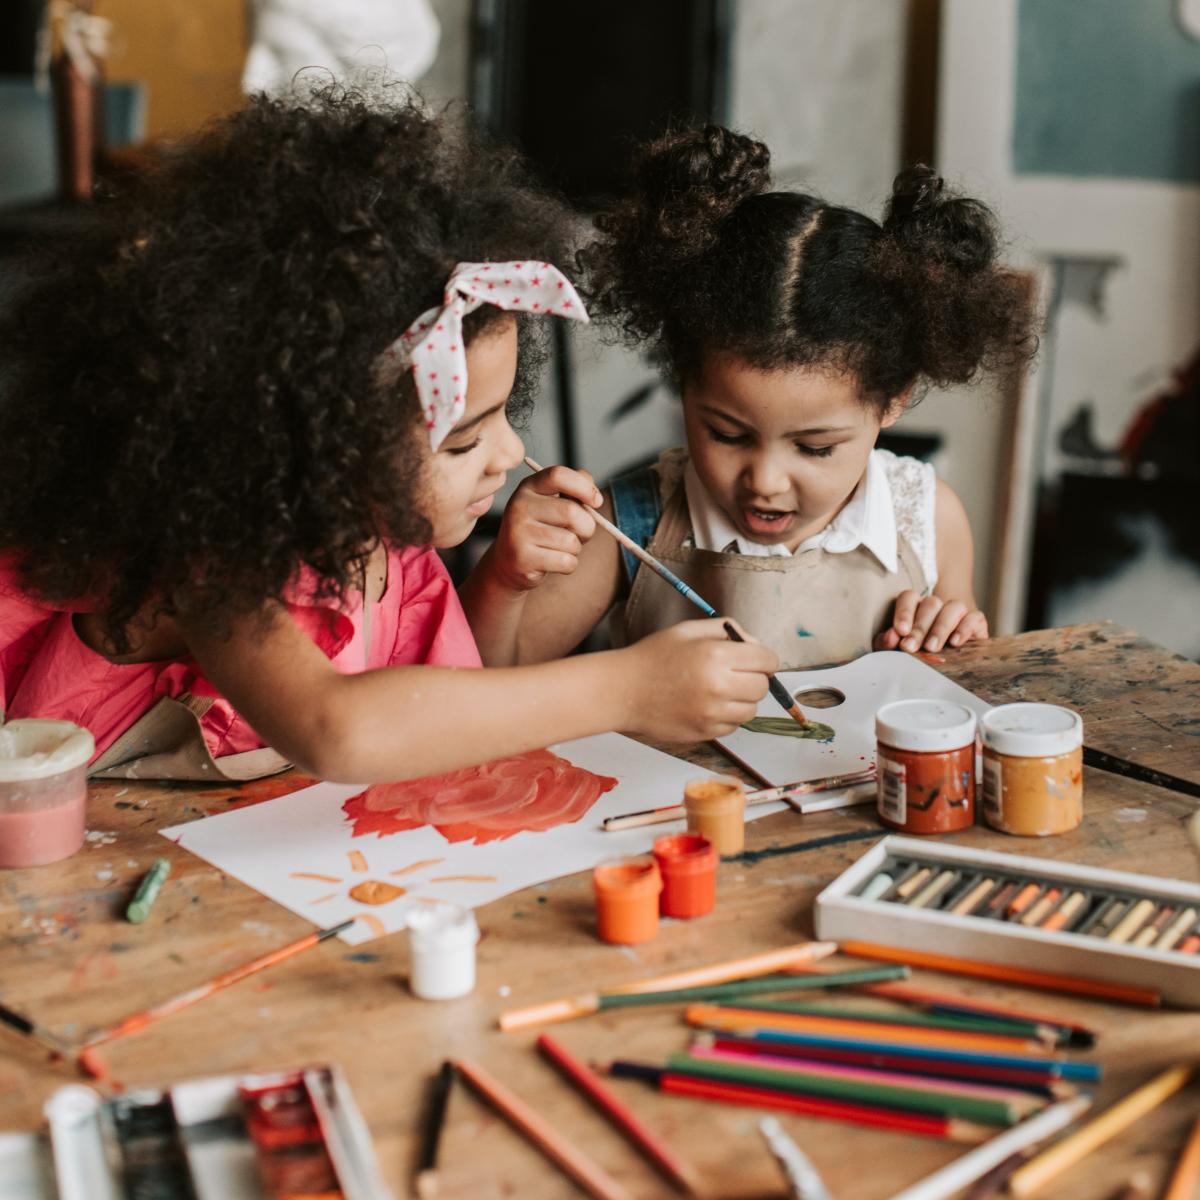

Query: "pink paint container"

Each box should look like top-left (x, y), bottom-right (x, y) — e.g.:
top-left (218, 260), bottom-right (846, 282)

top-left (653, 833), bottom-right (717, 919)
top-left (0, 719), bottom-right (94, 868)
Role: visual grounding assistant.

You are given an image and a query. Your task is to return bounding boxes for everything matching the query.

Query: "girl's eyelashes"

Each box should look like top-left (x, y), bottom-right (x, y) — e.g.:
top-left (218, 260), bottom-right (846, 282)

top-left (706, 425), bottom-right (750, 445)
top-left (797, 443), bottom-right (836, 458)
top-left (443, 437), bottom-right (482, 456)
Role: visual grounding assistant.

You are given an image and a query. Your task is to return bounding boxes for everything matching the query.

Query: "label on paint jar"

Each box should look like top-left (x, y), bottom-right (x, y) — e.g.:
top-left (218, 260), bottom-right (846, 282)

top-left (982, 756), bottom-right (1003, 822)
top-left (878, 757), bottom-right (907, 824)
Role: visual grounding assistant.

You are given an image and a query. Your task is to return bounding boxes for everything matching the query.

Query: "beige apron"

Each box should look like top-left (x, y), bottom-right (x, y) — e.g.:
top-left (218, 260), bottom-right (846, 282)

top-left (616, 451), bottom-right (930, 670)
top-left (87, 575), bottom-right (378, 782)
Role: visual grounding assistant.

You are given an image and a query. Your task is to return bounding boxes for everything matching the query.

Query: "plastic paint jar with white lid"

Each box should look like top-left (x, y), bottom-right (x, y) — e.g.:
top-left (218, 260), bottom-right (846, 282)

top-left (981, 703), bottom-right (1083, 837)
top-left (875, 700), bottom-right (977, 835)
top-left (0, 719), bottom-right (95, 868)
top-left (405, 902), bottom-right (479, 1000)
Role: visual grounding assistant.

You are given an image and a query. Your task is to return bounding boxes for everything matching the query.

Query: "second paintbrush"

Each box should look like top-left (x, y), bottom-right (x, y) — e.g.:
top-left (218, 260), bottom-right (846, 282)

top-left (523, 457), bottom-right (812, 729)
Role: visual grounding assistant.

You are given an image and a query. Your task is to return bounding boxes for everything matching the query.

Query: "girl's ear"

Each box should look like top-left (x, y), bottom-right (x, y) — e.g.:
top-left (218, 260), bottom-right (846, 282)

top-left (880, 384), bottom-right (914, 429)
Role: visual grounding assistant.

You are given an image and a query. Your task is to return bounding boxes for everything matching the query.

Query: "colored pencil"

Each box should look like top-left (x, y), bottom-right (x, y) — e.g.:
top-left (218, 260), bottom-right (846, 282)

top-left (80, 918), bottom-right (355, 1051)
top-left (887, 1096), bottom-right (1093, 1200)
top-left (537, 1034), bottom-right (702, 1196)
top-left (414, 1061), bottom-right (454, 1200)
top-left (1008, 1065), bottom-right (1193, 1197)
top-left (840, 940), bottom-right (1163, 1006)
top-left (684, 1003), bottom-right (1050, 1054)
top-left (456, 1058), bottom-right (630, 1200)
top-left (691, 1045), bottom-right (1046, 1115)
top-left (727, 999), bottom-right (1054, 1042)
top-left (498, 941), bottom-right (836, 1030)
top-left (0, 1001), bottom-right (74, 1058)
top-left (689, 1027), bottom-right (1102, 1082)
top-left (523, 456), bottom-right (809, 728)
top-left (601, 769), bottom-right (875, 831)
top-left (665, 1052), bottom-right (1020, 1125)
top-left (604, 1061), bottom-right (989, 1143)
top-left (1164, 1116), bottom-right (1200, 1200)
top-left (788, 972), bottom-right (1096, 1046)
top-left (699, 1035), bottom-right (1078, 1097)
top-left (757, 1116), bottom-right (832, 1200)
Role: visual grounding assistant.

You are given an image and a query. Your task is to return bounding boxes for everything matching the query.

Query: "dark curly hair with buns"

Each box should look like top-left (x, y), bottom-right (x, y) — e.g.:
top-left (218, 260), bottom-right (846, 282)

top-left (581, 124), bottom-right (1036, 404)
top-left (0, 83), bottom-right (574, 652)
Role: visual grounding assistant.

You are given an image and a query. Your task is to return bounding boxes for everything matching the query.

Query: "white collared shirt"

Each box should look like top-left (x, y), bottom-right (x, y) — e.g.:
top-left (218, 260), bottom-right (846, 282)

top-left (683, 450), bottom-right (901, 573)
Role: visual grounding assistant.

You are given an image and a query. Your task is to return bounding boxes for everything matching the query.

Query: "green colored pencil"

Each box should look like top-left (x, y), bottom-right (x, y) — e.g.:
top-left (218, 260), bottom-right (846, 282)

top-left (665, 1052), bottom-right (1020, 1126)
top-left (727, 1000), bottom-right (1052, 1042)
top-left (597, 967), bottom-right (909, 1010)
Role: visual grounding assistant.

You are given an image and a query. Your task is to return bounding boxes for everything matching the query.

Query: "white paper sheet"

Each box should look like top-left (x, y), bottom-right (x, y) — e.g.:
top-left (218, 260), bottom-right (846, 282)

top-left (713, 651), bottom-right (991, 787)
top-left (162, 733), bottom-right (807, 945)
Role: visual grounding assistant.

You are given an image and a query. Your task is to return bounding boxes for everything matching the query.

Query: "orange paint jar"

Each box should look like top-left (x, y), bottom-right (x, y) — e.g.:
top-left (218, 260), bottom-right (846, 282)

top-left (981, 703), bottom-right (1083, 837)
top-left (875, 700), bottom-right (977, 835)
top-left (593, 858), bottom-right (662, 944)
top-left (683, 777), bottom-right (745, 855)
top-left (653, 834), bottom-right (717, 918)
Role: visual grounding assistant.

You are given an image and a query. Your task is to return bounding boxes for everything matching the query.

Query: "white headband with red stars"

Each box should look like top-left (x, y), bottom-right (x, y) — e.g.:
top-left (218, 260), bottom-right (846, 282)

top-left (378, 261), bottom-right (589, 450)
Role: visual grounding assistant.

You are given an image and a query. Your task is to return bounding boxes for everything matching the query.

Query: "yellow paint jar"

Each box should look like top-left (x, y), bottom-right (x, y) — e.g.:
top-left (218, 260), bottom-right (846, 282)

top-left (981, 703), bottom-right (1083, 837)
top-left (684, 777), bottom-right (745, 856)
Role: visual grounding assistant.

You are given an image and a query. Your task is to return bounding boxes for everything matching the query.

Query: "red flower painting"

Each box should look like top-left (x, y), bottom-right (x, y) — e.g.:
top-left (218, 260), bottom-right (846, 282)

top-left (341, 749), bottom-right (618, 845)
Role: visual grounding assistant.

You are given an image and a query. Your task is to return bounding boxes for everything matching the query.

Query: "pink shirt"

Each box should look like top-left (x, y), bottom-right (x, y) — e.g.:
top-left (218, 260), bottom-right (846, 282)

top-left (0, 546), bottom-right (481, 764)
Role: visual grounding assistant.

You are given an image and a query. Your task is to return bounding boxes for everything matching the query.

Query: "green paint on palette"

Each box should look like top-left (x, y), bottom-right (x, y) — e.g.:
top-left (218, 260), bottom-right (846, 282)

top-left (742, 716), bottom-right (835, 742)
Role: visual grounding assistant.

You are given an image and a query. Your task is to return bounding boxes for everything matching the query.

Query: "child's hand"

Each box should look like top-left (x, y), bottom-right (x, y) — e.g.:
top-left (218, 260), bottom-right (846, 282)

top-left (875, 591), bottom-right (989, 654)
top-left (491, 466), bottom-right (602, 592)
top-left (624, 620), bottom-right (778, 741)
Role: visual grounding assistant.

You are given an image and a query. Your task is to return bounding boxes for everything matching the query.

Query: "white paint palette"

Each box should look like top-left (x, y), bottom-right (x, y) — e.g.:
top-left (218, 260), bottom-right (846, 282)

top-left (713, 651), bottom-right (992, 786)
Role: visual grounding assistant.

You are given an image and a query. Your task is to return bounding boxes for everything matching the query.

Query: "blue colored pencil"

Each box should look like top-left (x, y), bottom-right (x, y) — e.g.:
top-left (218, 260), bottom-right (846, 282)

top-left (684, 1024), bottom-right (1102, 1082)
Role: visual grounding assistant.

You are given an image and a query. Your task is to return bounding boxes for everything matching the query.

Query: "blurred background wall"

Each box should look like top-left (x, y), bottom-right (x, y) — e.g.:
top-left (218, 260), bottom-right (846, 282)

top-left (2, 0), bottom-right (1196, 656)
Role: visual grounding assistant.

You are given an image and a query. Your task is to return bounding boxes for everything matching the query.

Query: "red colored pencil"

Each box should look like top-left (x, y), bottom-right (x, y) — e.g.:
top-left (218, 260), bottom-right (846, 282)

top-left (537, 1035), bottom-right (703, 1196)
top-left (605, 1062), bottom-right (988, 1143)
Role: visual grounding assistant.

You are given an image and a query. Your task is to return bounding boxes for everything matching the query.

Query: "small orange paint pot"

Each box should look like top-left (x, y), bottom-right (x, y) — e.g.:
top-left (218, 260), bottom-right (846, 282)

top-left (653, 834), bottom-right (717, 919)
top-left (593, 857), bottom-right (662, 945)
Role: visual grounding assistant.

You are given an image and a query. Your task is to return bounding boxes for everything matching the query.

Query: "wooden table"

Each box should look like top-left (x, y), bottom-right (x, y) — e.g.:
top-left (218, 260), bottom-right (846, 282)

top-left (2, 622), bottom-right (1199, 1199)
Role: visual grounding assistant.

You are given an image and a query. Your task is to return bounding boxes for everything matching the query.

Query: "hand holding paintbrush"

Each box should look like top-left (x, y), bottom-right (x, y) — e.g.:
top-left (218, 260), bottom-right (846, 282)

top-left (522, 457), bottom-right (813, 730)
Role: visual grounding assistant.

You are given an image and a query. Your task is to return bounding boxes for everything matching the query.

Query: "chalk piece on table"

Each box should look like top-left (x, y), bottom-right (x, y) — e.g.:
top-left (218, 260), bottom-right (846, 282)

top-left (126, 858), bottom-right (171, 924)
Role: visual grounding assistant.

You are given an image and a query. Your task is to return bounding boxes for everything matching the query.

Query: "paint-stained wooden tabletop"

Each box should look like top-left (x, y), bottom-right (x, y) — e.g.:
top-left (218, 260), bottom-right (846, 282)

top-left (2, 622), bottom-right (1199, 1199)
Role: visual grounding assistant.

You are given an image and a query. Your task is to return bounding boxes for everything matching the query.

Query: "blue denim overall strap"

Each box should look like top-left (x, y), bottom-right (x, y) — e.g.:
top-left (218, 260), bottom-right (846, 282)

top-left (608, 463), bottom-right (662, 593)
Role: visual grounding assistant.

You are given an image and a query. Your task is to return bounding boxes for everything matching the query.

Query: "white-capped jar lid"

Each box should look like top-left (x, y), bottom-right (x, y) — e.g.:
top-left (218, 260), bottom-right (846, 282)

top-left (406, 902), bottom-right (479, 951)
top-left (0, 719), bottom-right (94, 782)
top-left (981, 703), bottom-right (1083, 758)
top-left (876, 699), bottom-right (977, 753)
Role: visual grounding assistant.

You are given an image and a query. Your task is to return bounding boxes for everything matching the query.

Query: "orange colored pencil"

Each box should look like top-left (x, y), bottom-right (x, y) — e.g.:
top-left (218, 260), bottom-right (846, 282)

top-left (683, 1005), bottom-right (1051, 1055)
top-left (1165, 1117), bottom-right (1200, 1200)
top-left (456, 1058), bottom-right (631, 1200)
top-left (80, 919), bottom-right (355, 1052)
top-left (840, 941), bottom-right (1162, 1007)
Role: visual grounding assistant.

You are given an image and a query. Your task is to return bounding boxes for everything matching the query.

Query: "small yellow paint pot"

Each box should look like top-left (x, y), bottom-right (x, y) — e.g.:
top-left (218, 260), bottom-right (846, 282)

top-left (981, 703), bottom-right (1083, 837)
top-left (683, 777), bottom-right (745, 856)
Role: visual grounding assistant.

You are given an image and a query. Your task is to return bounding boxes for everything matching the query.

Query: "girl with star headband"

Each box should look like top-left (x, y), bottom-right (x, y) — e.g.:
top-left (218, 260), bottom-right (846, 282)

top-left (0, 86), bottom-right (775, 785)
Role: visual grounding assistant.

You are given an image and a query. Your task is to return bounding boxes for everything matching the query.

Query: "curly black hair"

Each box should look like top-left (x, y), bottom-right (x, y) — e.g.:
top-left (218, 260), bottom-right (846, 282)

top-left (580, 124), bottom-right (1037, 403)
top-left (0, 82), bottom-right (576, 652)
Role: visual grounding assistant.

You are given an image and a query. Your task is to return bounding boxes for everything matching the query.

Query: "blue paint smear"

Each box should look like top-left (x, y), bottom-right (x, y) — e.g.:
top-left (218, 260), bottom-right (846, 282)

top-left (795, 626), bottom-right (813, 638)
top-left (344, 952), bottom-right (381, 963)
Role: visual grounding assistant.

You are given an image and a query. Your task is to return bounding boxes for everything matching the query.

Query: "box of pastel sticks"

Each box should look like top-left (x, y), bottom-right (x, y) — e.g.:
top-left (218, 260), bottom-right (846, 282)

top-left (815, 835), bottom-right (1200, 1008)
top-left (42, 1064), bottom-right (391, 1200)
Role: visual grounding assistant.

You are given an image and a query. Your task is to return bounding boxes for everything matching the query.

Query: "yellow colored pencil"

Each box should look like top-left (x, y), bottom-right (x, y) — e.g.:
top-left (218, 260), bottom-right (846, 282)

top-left (1008, 1065), bottom-right (1193, 1197)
